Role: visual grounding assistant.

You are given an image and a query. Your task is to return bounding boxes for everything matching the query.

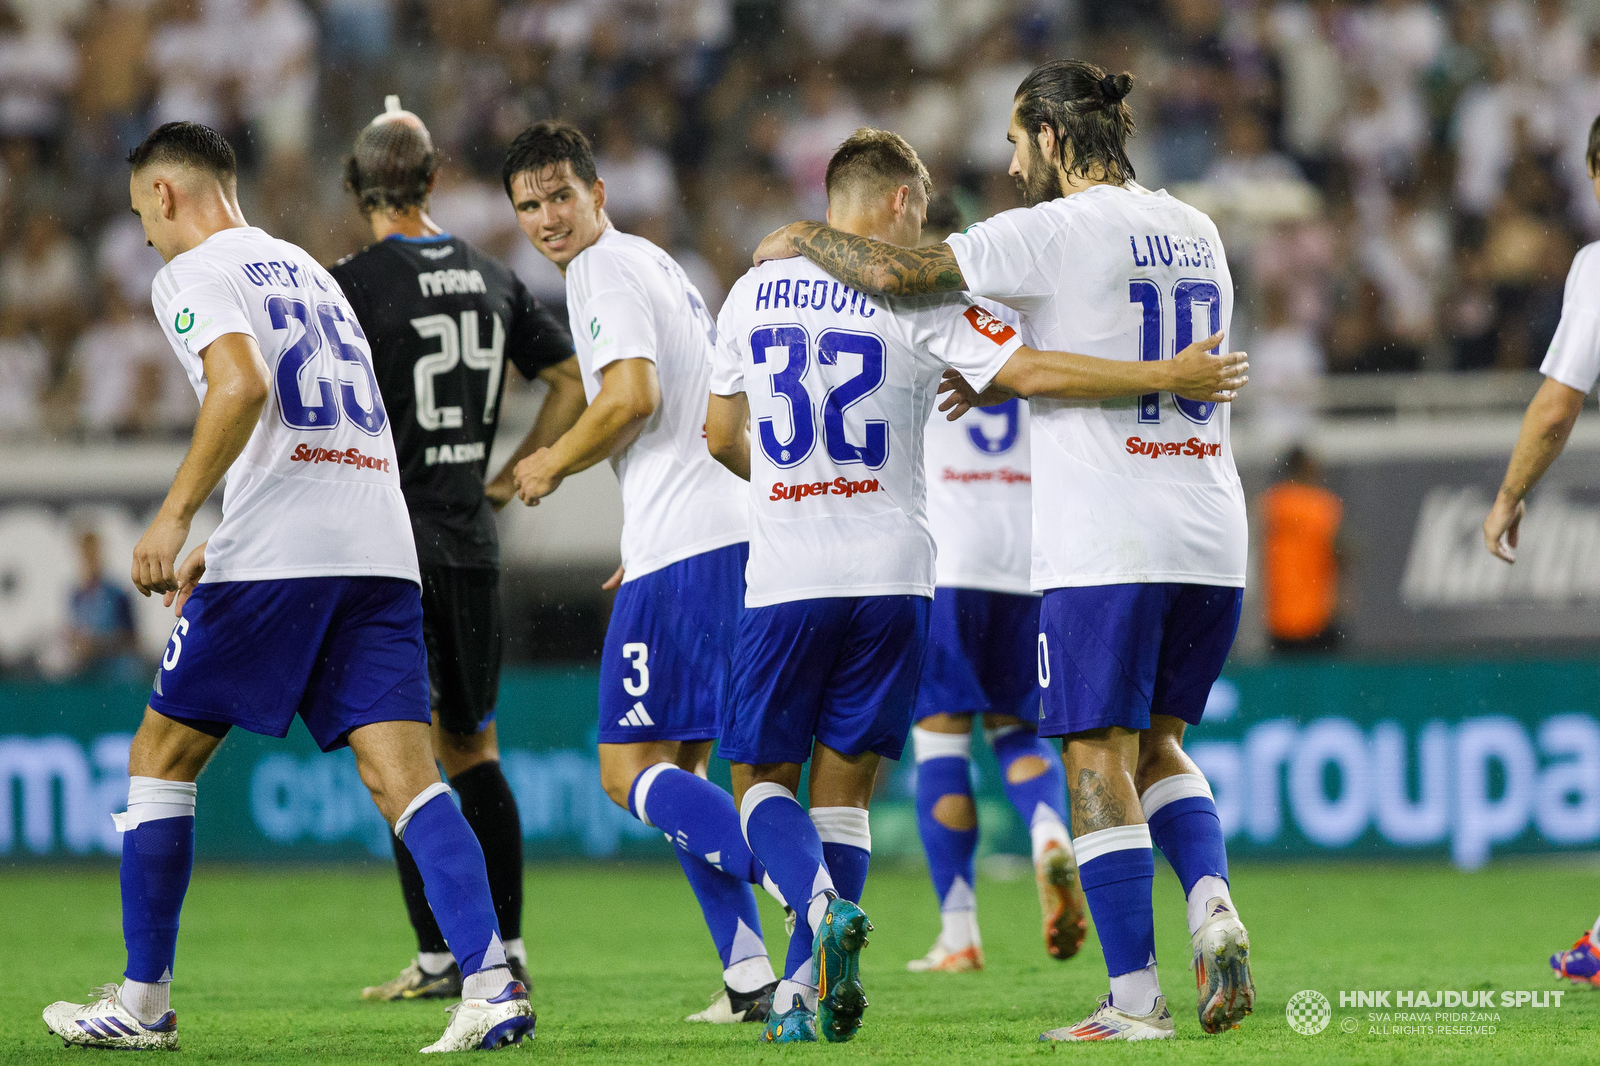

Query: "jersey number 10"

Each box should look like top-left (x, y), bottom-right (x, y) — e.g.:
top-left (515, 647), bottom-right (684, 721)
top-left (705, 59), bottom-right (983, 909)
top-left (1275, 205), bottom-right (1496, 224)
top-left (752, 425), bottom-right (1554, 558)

top-left (1129, 278), bottom-right (1222, 426)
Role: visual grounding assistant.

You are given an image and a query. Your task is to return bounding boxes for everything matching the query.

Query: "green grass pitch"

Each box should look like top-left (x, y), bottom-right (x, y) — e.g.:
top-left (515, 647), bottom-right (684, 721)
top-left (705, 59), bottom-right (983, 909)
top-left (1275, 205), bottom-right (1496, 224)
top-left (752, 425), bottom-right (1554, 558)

top-left (3, 860), bottom-right (1597, 1063)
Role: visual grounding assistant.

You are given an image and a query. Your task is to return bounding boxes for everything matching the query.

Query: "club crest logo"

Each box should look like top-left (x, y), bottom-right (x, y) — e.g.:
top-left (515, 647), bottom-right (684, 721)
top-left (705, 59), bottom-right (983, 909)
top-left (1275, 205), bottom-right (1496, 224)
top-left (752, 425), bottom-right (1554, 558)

top-left (174, 308), bottom-right (195, 334)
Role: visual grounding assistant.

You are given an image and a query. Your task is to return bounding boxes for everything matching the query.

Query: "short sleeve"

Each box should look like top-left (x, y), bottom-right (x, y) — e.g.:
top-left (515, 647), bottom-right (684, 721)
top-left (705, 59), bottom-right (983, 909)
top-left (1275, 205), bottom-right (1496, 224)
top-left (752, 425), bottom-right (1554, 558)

top-left (919, 297), bottom-right (1024, 394)
top-left (506, 274), bottom-right (575, 378)
top-left (152, 264), bottom-right (255, 360)
top-left (708, 284), bottom-right (745, 395)
top-left (570, 251), bottom-right (657, 372)
top-left (1540, 244), bottom-right (1600, 395)
top-left (944, 207), bottom-right (1056, 316)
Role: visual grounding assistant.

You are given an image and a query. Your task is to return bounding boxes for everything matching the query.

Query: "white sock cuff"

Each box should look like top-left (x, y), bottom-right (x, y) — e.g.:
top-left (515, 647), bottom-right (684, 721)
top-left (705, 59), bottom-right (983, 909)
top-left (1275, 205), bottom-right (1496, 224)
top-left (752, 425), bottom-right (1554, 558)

top-left (630, 761), bottom-right (677, 827)
top-left (1072, 823), bottom-right (1152, 866)
top-left (809, 806), bottom-right (870, 852)
top-left (112, 777), bottom-right (197, 832)
top-left (982, 723), bottom-right (1026, 747)
top-left (393, 781), bottom-right (453, 840)
top-left (1139, 773), bottom-right (1214, 820)
top-left (739, 781), bottom-right (798, 841)
top-left (912, 726), bottom-right (971, 763)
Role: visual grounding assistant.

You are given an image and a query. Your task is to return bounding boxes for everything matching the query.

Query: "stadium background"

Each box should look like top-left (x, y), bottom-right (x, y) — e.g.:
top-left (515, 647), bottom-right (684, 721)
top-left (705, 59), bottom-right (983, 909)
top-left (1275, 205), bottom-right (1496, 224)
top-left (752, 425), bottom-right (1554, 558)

top-left (0, 0), bottom-right (1598, 894)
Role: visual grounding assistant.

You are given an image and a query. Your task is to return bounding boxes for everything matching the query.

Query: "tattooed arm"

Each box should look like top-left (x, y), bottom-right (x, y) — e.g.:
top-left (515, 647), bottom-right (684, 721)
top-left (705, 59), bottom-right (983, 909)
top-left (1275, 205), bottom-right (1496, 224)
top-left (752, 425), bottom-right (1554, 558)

top-left (752, 221), bottom-right (967, 297)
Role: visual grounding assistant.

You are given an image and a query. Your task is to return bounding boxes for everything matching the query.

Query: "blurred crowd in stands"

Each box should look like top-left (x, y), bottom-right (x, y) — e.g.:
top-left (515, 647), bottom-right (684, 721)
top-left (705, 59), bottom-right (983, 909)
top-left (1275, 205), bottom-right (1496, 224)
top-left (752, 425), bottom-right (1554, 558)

top-left (2, 0), bottom-right (1600, 446)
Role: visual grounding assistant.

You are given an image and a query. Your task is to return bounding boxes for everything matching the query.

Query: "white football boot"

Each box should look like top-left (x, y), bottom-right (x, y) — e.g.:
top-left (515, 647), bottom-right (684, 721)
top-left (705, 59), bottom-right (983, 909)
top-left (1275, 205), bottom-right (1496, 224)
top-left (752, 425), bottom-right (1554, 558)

top-left (43, 983), bottom-right (179, 1050)
top-left (419, 978), bottom-right (535, 1053)
top-left (1039, 994), bottom-right (1176, 1042)
top-left (905, 938), bottom-right (984, 973)
top-left (1191, 897), bottom-right (1255, 1033)
top-left (685, 981), bottom-right (777, 1023)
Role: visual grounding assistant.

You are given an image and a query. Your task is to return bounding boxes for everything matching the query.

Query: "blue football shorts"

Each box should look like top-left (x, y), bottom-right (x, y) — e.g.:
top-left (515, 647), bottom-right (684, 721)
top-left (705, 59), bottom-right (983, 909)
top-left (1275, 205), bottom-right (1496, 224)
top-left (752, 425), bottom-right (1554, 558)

top-left (148, 575), bottom-right (430, 752)
top-left (720, 594), bottom-right (930, 766)
top-left (596, 543), bottom-right (748, 745)
top-left (913, 586), bottom-right (1041, 723)
top-left (1036, 582), bottom-right (1242, 738)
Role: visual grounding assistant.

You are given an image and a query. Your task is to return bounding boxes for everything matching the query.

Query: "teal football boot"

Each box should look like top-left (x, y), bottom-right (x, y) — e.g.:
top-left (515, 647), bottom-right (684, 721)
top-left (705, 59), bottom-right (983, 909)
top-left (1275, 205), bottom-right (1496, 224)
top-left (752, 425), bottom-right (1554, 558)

top-left (759, 993), bottom-right (817, 1043)
top-left (814, 895), bottom-right (873, 1043)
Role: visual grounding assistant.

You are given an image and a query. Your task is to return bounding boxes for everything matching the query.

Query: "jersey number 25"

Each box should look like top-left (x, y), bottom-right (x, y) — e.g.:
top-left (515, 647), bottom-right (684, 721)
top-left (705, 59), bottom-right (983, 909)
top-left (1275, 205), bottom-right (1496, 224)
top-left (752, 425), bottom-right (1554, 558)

top-left (268, 295), bottom-right (388, 435)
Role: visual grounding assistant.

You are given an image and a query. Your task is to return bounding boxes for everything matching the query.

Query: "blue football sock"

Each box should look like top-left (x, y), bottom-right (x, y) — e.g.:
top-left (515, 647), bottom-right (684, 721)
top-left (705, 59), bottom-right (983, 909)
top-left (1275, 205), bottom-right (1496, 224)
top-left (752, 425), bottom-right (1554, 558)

top-left (669, 846), bottom-right (771, 988)
top-left (1075, 824), bottom-right (1158, 988)
top-left (117, 778), bottom-right (197, 985)
top-left (398, 785), bottom-right (505, 980)
top-left (911, 727), bottom-right (978, 917)
top-left (988, 724), bottom-right (1068, 837)
top-left (1142, 773), bottom-right (1235, 935)
top-left (629, 763), bottom-right (763, 885)
top-left (812, 807), bottom-right (870, 904)
top-left (741, 782), bottom-right (834, 983)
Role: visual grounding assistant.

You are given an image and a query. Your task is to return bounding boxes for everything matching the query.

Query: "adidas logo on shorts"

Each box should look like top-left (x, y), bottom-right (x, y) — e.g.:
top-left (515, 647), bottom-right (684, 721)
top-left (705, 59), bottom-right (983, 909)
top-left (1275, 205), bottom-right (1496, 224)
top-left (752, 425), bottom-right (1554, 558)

top-left (617, 702), bottom-right (655, 728)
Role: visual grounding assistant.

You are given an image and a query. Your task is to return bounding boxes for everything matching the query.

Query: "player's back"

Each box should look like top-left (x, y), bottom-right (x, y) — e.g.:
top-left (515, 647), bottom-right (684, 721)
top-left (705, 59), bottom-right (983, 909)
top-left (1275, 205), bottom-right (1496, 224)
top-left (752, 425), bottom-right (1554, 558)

top-left (713, 257), bottom-right (1020, 607)
top-left (152, 226), bottom-right (415, 583)
top-left (923, 392), bottom-right (1031, 595)
top-left (948, 183), bottom-right (1245, 588)
top-left (330, 235), bottom-right (569, 570)
top-left (564, 228), bottom-right (746, 581)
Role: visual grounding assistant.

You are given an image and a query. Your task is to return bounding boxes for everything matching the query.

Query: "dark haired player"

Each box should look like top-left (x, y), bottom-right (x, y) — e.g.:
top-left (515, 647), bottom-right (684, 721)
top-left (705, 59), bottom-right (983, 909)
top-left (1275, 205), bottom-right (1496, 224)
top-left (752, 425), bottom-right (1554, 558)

top-left (42, 121), bottom-right (532, 1052)
top-left (331, 97), bottom-right (583, 1005)
top-left (717, 128), bottom-right (1247, 1043)
top-left (757, 62), bottom-right (1255, 1041)
top-left (503, 120), bottom-right (783, 1025)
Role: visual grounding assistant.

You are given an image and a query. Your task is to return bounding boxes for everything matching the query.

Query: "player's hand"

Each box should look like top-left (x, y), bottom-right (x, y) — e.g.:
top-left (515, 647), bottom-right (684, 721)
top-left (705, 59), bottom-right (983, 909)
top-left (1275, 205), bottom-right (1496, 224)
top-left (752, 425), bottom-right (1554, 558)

top-left (131, 510), bottom-right (191, 597)
top-left (163, 541), bottom-right (207, 616)
top-left (513, 447), bottom-right (565, 505)
top-left (1483, 491), bottom-right (1525, 563)
top-left (937, 369), bottom-right (1014, 420)
top-left (485, 473), bottom-right (516, 511)
top-left (753, 223), bottom-right (803, 266)
top-left (601, 564), bottom-right (625, 590)
top-left (1165, 333), bottom-right (1247, 403)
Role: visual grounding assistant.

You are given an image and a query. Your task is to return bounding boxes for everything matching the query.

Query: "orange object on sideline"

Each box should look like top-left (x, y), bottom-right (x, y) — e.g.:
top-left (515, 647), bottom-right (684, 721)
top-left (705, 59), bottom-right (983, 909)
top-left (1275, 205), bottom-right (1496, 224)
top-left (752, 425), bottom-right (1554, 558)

top-left (1261, 482), bottom-right (1342, 640)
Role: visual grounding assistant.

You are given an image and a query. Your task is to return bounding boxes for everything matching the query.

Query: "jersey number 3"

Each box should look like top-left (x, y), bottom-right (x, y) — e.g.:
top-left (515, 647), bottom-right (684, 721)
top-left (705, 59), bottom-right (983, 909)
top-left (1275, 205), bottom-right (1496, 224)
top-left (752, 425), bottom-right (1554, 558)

top-left (1129, 278), bottom-right (1221, 426)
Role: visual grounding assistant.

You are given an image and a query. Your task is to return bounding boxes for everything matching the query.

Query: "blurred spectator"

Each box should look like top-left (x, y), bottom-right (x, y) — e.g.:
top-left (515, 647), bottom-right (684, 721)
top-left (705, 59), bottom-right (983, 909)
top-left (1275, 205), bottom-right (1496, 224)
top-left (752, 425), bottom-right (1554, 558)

top-left (0, 6), bottom-right (78, 142)
top-left (0, 213), bottom-right (84, 372)
top-left (1261, 446), bottom-right (1344, 655)
top-left (62, 528), bottom-right (141, 680)
top-left (0, 309), bottom-right (47, 435)
top-left (96, 217), bottom-right (167, 310)
top-left (776, 65), bottom-right (864, 220)
top-left (594, 114), bottom-right (680, 232)
top-left (73, 280), bottom-right (197, 437)
top-left (1247, 284), bottom-right (1323, 446)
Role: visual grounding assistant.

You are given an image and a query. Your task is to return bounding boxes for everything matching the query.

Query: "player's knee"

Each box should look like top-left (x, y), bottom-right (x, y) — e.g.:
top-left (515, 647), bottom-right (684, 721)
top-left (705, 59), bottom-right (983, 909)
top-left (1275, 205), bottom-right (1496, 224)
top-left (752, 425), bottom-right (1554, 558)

top-left (932, 793), bottom-right (977, 831)
top-left (1005, 754), bottom-right (1050, 784)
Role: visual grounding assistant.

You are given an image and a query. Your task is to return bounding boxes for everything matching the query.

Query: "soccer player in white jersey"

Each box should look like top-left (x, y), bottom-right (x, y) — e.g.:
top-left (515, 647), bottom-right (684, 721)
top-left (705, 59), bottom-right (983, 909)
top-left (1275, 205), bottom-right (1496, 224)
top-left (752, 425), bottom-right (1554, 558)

top-left (712, 128), bottom-right (1248, 1044)
top-left (905, 199), bottom-right (1084, 975)
top-left (1484, 114), bottom-right (1600, 991)
top-left (501, 120), bottom-right (783, 1024)
top-left (40, 122), bottom-right (532, 1053)
top-left (757, 63), bottom-right (1256, 1041)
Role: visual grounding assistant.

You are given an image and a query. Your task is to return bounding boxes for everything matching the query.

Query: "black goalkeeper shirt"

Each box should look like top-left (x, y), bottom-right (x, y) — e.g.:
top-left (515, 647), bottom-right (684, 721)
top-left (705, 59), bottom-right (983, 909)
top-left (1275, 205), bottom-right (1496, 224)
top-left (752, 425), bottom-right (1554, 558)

top-left (331, 234), bottom-right (573, 570)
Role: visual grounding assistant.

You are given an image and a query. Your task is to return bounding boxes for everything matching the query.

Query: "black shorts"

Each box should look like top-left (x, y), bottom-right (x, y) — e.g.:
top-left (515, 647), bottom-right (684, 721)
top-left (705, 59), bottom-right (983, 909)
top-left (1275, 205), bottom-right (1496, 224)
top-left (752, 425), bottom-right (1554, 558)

top-left (420, 567), bottom-right (502, 735)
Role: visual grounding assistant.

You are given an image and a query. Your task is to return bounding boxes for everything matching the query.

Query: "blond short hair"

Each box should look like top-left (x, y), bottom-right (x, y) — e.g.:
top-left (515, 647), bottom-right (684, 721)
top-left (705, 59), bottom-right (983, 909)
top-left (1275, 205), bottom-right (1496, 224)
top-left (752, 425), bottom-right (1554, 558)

top-left (824, 128), bottom-right (932, 203)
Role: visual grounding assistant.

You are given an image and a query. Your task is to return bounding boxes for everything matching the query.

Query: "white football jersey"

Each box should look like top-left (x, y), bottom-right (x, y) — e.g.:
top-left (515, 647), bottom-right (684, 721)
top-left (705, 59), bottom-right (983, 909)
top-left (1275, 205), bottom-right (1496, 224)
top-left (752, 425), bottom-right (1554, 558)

top-left (151, 226), bottom-right (417, 584)
top-left (946, 183), bottom-right (1247, 589)
top-left (712, 257), bottom-right (1022, 608)
top-left (564, 227), bottom-right (747, 581)
top-left (1541, 241), bottom-right (1600, 394)
top-left (923, 381), bottom-right (1032, 595)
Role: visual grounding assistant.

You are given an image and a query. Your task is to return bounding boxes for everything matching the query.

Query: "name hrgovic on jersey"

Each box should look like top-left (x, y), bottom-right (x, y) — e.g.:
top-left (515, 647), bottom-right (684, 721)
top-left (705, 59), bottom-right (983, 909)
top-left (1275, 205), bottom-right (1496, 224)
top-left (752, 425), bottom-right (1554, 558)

top-left (330, 234), bottom-right (572, 570)
top-left (151, 226), bottom-right (418, 584)
top-left (712, 258), bottom-right (1023, 608)
top-left (564, 227), bottom-right (747, 582)
top-left (945, 182), bottom-right (1247, 590)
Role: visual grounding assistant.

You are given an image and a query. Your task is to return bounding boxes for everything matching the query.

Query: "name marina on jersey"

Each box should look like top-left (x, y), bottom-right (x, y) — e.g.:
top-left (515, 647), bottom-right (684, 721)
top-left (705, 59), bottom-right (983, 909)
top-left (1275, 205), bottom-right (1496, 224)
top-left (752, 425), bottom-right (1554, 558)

top-left (424, 442), bottom-right (488, 466)
top-left (418, 268), bottom-right (488, 298)
top-left (770, 476), bottom-right (882, 501)
top-left (1125, 435), bottom-right (1223, 458)
top-left (1128, 233), bottom-right (1217, 270)
top-left (754, 277), bottom-right (876, 316)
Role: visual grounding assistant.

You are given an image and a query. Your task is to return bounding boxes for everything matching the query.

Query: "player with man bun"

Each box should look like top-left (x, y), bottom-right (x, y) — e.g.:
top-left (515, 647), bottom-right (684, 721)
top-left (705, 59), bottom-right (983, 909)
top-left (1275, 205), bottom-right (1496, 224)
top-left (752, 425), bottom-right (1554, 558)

top-left (331, 97), bottom-right (585, 1004)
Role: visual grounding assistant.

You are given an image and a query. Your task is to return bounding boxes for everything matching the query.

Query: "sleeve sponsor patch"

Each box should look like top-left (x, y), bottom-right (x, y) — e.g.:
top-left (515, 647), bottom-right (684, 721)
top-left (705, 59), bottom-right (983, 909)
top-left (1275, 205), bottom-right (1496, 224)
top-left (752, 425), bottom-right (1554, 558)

top-left (963, 305), bottom-right (1016, 345)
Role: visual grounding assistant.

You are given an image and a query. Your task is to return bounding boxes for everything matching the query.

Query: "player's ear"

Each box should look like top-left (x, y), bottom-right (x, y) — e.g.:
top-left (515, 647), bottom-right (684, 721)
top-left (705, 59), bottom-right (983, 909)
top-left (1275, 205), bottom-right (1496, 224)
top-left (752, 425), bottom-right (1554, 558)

top-left (891, 184), bottom-right (910, 219)
top-left (1035, 123), bottom-right (1057, 165)
top-left (155, 177), bottom-right (177, 221)
top-left (591, 176), bottom-right (606, 213)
